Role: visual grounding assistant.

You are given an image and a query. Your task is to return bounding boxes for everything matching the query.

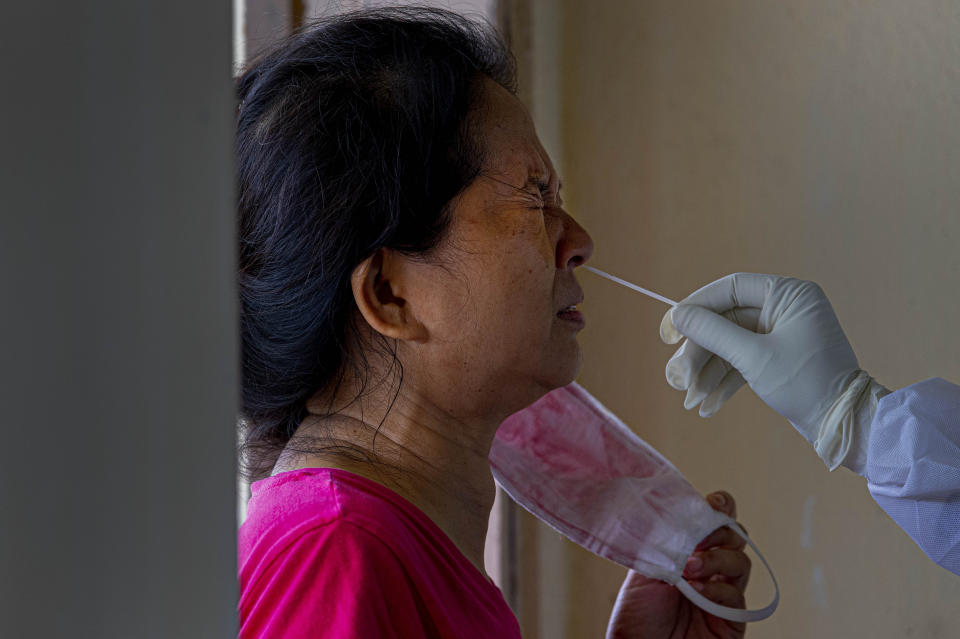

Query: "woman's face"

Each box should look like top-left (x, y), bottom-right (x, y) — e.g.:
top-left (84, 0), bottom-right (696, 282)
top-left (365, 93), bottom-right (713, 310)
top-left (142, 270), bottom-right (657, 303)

top-left (395, 78), bottom-right (594, 418)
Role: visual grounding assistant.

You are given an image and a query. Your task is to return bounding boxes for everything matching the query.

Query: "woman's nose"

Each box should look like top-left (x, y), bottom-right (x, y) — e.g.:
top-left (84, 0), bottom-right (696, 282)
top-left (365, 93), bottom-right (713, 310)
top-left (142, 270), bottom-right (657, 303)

top-left (557, 212), bottom-right (594, 270)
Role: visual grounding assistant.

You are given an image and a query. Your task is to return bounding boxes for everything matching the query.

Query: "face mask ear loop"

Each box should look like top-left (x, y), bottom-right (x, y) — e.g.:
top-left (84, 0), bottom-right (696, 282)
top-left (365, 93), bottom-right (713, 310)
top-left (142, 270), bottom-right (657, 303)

top-left (673, 521), bottom-right (780, 623)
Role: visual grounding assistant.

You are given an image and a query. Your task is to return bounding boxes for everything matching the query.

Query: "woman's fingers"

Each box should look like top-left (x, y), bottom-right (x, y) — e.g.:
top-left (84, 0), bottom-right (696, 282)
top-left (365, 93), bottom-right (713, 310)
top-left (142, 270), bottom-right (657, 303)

top-left (693, 492), bottom-right (752, 589)
top-left (695, 525), bottom-right (746, 551)
top-left (684, 548), bottom-right (752, 592)
top-left (706, 491), bottom-right (736, 518)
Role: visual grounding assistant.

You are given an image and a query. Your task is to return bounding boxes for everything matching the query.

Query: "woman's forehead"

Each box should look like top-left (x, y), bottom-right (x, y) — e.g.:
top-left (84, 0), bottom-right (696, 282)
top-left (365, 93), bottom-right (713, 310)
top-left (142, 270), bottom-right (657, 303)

top-left (476, 79), bottom-right (554, 178)
top-left (481, 132), bottom-right (553, 190)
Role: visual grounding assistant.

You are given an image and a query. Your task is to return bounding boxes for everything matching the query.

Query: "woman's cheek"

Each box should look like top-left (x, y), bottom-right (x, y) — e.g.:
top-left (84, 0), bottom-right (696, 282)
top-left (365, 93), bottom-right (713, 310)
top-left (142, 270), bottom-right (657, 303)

top-left (510, 216), bottom-right (557, 272)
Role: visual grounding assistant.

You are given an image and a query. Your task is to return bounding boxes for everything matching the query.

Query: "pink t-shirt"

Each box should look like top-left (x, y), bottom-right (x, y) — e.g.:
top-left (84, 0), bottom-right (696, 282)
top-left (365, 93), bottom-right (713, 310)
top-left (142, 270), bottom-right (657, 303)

top-left (238, 468), bottom-right (522, 638)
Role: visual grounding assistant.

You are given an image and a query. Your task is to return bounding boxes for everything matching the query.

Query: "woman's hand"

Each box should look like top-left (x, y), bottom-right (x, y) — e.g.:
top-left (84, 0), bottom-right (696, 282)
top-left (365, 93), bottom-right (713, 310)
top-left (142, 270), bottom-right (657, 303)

top-left (605, 491), bottom-right (751, 639)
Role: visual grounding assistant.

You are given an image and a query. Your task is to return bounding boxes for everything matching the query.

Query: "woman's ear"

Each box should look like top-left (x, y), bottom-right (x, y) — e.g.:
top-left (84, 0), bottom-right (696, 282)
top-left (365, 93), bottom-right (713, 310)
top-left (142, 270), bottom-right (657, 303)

top-left (351, 249), bottom-right (429, 343)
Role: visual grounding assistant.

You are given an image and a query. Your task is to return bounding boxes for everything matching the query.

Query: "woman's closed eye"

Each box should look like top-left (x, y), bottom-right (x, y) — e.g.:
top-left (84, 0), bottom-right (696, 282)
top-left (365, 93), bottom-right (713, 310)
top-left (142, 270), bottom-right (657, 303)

top-left (515, 187), bottom-right (550, 211)
top-left (528, 191), bottom-right (546, 210)
top-left (477, 172), bottom-right (562, 210)
top-left (531, 183), bottom-right (563, 211)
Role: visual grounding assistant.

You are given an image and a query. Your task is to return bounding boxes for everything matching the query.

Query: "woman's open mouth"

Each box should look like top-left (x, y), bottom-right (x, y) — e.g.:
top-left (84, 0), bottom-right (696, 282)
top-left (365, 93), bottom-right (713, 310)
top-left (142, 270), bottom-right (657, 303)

top-left (557, 304), bottom-right (585, 328)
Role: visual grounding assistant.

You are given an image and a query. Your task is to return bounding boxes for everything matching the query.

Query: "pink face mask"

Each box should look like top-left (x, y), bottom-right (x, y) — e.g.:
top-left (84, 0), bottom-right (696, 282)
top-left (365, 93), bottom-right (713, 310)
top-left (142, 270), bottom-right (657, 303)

top-left (489, 383), bottom-right (779, 623)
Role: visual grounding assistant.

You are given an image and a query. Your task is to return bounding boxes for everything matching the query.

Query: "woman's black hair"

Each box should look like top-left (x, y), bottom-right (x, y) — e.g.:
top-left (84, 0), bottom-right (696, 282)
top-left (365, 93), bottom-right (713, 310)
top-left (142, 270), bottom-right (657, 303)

top-left (236, 7), bottom-right (517, 480)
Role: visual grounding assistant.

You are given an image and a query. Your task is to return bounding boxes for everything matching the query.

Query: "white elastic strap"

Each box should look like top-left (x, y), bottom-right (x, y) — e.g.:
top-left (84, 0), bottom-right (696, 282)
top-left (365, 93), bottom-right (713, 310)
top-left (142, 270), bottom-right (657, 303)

top-left (673, 522), bottom-right (780, 623)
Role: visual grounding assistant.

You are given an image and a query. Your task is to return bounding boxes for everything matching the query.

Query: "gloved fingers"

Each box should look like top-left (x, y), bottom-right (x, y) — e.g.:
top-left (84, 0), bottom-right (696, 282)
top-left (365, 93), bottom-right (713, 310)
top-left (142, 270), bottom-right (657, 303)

top-left (667, 307), bottom-right (760, 393)
top-left (725, 306), bottom-right (761, 333)
top-left (660, 273), bottom-right (774, 343)
top-left (662, 303), bottom-right (762, 345)
top-left (667, 339), bottom-right (715, 392)
top-left (660, 309), bottom-right (684, 344)
top-left (664, 305), bottom-right (762, 372)
top-left (683, 355), bottom-right (730, 410)
top-left (699, 368), bottom-right (747, 418)
top-left (679, 272), bottom-right (779, 314)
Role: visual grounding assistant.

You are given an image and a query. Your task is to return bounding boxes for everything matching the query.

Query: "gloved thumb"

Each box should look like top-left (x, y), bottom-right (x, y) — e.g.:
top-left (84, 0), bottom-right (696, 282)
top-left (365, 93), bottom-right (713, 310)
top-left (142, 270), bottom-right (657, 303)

top-left (665, 304), bottom-right (761, 373)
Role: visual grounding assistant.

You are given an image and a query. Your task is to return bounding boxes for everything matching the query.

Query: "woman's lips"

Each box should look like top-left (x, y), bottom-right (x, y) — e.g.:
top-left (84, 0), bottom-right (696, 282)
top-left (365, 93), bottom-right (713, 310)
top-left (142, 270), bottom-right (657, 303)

top-left (557, 307), bottom-right (586, 328)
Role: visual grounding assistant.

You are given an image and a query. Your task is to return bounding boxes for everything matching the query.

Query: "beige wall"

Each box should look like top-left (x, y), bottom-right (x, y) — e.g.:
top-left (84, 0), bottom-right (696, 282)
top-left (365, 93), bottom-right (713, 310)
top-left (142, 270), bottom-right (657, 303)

top-left (522, 1), bottom-right (960, 637)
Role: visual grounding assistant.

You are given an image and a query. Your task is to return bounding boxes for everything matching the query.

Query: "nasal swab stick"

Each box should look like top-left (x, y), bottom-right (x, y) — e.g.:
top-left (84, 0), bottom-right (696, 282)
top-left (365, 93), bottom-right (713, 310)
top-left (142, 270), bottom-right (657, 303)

top-left (583, 266), bottom-right (678, 307)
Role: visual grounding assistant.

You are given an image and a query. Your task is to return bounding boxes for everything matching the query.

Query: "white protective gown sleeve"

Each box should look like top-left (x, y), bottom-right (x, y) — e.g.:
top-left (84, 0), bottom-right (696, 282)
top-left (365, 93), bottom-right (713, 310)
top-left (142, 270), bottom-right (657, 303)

top-left (659, 273), bottom-right (960, 576)
top-left (858, 378), bottom-right (960, 575)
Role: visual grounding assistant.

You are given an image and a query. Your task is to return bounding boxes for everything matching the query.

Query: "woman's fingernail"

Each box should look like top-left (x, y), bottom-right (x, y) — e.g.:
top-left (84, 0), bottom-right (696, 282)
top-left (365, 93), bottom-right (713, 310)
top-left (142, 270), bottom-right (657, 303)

top-left (691, 581), bottom-right (705, 592)
top-left (709, 493), bottom-right (727, 507)
top-left (685, 556), bottom-right (703, 575)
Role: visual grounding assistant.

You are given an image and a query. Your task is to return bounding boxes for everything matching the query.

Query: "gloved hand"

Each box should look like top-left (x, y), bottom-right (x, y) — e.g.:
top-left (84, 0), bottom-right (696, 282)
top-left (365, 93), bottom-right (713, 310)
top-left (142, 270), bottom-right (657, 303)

top-left (659, 273), bottom-right (889, 472)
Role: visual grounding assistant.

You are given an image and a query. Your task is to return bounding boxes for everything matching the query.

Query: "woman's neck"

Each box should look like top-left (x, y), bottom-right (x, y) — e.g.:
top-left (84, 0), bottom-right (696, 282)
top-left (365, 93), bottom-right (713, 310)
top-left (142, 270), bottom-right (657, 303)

top-left (279, 386), bottom-right (501, 577)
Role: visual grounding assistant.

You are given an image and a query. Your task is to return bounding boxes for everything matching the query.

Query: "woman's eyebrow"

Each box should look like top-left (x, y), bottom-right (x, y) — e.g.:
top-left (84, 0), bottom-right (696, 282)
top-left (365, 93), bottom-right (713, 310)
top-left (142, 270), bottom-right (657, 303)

top-left (479, 171), bottom-right (561, 196)
top-left (526, 174), bottom-right (562, 191)
top-left (480, 172), bottom-right (542, 193)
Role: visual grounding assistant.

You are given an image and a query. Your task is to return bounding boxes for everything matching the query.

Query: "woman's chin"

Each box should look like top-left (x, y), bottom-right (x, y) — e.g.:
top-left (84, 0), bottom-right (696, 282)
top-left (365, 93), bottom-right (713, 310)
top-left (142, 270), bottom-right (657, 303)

top-left (537, 347), bottom-right (584, 393)
top-left (557, 342), bottom-right (584, 384)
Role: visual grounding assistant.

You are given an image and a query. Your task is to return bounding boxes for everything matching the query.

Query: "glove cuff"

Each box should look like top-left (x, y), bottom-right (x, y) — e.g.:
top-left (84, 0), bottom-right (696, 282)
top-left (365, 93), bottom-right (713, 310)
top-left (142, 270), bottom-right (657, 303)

top-left (837, 377), bottom-right (891, 475)
top-left (812, 370), bottom-right (888, 471)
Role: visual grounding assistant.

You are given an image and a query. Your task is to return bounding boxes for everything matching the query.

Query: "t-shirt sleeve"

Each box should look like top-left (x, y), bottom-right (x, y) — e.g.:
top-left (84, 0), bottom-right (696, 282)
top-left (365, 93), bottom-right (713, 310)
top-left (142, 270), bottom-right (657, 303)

top-left (240, 520), bottom-right (432, 639)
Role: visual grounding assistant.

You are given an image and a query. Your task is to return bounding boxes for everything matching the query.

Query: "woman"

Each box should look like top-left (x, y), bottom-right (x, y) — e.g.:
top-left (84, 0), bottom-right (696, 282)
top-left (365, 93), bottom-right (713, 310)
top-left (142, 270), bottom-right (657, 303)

top-left (237, 7), bottom-right (752, 638)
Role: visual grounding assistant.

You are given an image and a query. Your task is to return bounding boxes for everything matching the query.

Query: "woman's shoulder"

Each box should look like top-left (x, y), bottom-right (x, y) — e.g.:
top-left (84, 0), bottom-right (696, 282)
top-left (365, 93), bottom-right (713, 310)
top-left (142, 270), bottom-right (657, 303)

top-left (238, 468), bottom-right (407, 594)
top-left (238, 467), bottom-right (521, 639)
top-left (238, 470), bottom-right (444, 638)
top-left (239, 467), bottom-right (447, 571)
top-left (241, 468), bottom-right (392, 547)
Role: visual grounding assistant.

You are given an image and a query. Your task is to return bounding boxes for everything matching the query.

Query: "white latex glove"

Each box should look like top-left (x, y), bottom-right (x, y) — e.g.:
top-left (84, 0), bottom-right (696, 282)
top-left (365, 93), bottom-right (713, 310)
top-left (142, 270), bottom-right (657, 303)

top-left (659, 273), bottom-right (889, 472)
